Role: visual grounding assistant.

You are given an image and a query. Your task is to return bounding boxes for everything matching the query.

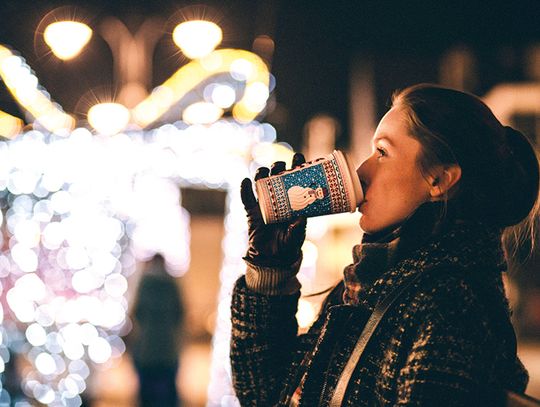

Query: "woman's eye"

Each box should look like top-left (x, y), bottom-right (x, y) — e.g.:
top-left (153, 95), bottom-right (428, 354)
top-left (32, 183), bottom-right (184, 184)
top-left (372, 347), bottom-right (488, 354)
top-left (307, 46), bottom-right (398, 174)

top-left (376, 147), bottom-right (386, 158)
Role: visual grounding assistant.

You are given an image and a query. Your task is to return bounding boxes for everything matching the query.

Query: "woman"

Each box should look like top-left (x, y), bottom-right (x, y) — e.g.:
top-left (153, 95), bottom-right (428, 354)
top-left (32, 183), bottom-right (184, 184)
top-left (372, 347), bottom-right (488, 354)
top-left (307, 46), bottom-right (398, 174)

top-left (230, 84), bottom-right (540, 406)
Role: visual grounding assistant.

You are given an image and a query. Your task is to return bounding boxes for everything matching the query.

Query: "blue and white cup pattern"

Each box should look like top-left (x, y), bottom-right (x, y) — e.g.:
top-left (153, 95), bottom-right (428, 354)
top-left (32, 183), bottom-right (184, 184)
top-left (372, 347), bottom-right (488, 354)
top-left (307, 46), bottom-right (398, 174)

top-left (256, 150), bottom-right (363, 224)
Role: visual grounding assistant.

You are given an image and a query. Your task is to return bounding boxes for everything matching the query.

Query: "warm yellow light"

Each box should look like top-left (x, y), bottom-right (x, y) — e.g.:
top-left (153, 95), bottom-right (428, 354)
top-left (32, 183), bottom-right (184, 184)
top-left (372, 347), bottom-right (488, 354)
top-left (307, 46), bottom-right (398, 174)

top-left (182, 102), bottom-right (223, 125)
top-left (243, 82), bottom-right (269, 110)
top-left (44, 21), bottom-right (92, 60)
top-left (231, 81), bottom-right (269, 123)
top-left (0, 45), bottom-right (75, 133)
top-left (36, 111), bottom-right (76, 133)
top-left (296, 299), bottom-right (317, 329)
top-left (0, 110), bottom-right (23, 138)
top-left (252, 142), bottom-right (294, 167)
top-left (87, 103), bottom-right (130, 135)
top-left (173, 20), bottom-right (222, 59)
top-left (132, 49), bottom-right (270, 127)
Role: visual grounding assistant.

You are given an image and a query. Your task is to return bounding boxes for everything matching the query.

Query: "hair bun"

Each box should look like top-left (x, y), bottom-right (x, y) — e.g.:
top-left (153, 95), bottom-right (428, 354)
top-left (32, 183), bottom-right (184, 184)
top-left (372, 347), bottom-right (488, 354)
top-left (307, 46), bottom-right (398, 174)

top-left (498, 126), bottom-right (539, 226)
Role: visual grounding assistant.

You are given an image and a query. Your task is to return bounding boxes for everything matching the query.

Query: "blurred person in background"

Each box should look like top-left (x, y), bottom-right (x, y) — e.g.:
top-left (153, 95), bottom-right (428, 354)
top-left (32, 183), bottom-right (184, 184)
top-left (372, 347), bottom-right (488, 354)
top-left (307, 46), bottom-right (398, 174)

top-left (129, 254), bottom-right (184, 407)
top-left (231, 84), bottom-right (540, 406)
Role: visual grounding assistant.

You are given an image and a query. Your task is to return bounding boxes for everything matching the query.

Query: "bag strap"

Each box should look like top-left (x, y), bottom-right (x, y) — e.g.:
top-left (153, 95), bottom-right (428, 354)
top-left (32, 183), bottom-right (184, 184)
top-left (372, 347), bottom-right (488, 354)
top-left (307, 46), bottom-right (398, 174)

top-left (328, 271), bottom-right (423, 407)
top-left (329, 268), bottom-right (540, 407)
top-left (506, 390), bottom-right (540, 407)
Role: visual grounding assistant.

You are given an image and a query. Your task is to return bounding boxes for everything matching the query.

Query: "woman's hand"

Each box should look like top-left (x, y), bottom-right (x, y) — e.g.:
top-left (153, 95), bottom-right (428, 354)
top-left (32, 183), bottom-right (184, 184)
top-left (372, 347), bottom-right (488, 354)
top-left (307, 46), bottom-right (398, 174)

top-left (241, 153), bottom-right (307, 266)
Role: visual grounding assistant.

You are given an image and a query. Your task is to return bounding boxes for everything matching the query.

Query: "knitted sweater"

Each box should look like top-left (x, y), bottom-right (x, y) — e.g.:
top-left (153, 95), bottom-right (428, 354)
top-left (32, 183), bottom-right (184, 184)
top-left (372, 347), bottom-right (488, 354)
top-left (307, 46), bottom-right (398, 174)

top-left (230, 207), bottom-right (529, 406)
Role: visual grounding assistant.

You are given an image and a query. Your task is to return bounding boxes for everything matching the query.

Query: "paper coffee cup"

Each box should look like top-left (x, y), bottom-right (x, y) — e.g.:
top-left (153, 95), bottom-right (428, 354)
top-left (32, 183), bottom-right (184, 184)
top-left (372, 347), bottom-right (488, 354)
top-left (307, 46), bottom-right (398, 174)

top-left (256, 150), bottom-right (364, 224)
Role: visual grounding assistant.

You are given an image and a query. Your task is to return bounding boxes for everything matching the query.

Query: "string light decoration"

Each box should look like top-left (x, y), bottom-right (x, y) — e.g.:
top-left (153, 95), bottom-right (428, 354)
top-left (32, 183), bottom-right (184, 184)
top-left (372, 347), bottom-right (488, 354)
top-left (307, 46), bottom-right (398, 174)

top-left (0, 18), bottom-right (291, 405)
top-left (0, 116), bottom-right (307, 406)
top-left (0, 45), bottom-right (74, 134)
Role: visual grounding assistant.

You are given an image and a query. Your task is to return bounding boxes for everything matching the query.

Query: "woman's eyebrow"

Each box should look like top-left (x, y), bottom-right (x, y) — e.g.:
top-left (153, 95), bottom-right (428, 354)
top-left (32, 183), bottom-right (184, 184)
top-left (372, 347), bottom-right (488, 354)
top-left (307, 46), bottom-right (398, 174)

top-left (373, 135), bottom-right (395, 147)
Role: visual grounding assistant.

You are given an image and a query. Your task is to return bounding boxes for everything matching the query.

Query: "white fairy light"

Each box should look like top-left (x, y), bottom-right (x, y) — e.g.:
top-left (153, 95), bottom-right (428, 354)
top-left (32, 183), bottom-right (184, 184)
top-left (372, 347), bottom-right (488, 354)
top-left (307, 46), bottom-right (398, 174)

top-left (26, 324), bottom-right (47, 347)
top-left (0, 118), bottom-right (295, 406)
top-left (87, 337), bottom-right (112, 364)
top-left (35, 353), bottom-right (56, 375)
top-left (230, 58), bottom-right (254, 81)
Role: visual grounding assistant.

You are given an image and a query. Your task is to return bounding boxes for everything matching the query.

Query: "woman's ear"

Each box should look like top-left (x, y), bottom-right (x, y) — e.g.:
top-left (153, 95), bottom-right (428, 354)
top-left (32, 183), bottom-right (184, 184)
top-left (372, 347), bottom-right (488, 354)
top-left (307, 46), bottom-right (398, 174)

top-left (429, 165), bottom-right (462, 199)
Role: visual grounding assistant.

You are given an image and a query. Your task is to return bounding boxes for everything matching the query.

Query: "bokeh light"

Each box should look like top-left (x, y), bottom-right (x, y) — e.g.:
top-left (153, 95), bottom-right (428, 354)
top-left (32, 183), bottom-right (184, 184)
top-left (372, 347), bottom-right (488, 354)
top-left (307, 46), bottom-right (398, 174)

top-left (1, 21), bottom-right (279, 404)
top-left (296, 299), bottom-right (317, 330)
top-left (87, 103), bottom-right (130, 135)
top-left (0, 117), bottom-right (290, 406)
top-left (172, 20), bottom-right (223, 59)
top-left (0, 45), bottom-right (74, 134)
top-left (0, 110), bottom-right (23, 138)
top-left (44, 22), bottom-right (93, 61)
top-left (182, 102), bottom-right (223, 125)
top-left (205, 83), bottom-right (237, 108)
top-left (132, 49), bottom-right (270, 128)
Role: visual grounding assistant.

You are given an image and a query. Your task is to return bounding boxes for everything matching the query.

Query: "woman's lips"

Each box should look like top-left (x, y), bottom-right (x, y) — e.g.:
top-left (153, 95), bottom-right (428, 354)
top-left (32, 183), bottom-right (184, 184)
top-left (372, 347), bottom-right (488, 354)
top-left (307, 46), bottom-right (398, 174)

top-left (360, 181), bottom-right (368, 194)
top-left (359, 182), bottom-right (368, 210)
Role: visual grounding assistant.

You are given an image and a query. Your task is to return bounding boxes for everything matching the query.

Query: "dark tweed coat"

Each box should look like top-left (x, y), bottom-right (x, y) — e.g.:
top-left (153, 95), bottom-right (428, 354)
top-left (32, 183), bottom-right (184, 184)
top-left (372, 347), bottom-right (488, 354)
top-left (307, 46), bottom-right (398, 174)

top-left (230, 212), bottom-right (529, 406)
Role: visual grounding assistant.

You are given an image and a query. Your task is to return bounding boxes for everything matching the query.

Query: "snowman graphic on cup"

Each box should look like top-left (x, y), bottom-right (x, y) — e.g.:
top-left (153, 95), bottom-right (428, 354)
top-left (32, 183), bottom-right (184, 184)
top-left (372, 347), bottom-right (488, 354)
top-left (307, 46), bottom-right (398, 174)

top-left (287, 183), bottom-right (329, 211)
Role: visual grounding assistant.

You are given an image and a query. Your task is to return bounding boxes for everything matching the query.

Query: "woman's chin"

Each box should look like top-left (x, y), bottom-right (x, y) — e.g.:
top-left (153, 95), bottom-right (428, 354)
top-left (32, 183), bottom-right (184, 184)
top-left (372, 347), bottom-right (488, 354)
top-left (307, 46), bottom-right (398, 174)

top-left (358, 216), bottom-right (372, 234)
top-left (359, 216), bottom-right (389, 235)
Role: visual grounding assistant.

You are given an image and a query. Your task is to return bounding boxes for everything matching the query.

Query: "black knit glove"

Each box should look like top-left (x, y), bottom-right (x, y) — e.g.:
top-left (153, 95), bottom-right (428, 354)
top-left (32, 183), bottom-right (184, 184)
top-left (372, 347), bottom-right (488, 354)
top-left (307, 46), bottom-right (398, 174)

top-left (241, 153), bottom-right (307, 267)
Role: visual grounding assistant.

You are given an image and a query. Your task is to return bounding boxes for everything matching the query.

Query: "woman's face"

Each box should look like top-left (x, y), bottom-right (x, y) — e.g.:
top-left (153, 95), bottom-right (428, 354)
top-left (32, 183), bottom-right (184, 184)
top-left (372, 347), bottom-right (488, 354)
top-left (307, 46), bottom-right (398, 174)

top-left (356, 107), bottom-right (432, 234)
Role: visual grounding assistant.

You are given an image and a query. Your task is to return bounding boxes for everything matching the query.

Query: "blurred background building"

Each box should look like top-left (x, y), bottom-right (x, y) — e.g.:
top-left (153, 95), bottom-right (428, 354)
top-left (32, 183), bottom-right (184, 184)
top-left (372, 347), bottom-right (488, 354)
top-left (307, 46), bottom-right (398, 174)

top-left (0, 0), bottom-right (539, 406)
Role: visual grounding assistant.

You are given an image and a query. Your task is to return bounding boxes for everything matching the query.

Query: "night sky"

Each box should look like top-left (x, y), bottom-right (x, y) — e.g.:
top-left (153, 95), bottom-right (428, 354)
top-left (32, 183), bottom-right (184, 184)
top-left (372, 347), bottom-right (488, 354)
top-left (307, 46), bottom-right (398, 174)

top-left (1, 0), bottom-right (540, 147)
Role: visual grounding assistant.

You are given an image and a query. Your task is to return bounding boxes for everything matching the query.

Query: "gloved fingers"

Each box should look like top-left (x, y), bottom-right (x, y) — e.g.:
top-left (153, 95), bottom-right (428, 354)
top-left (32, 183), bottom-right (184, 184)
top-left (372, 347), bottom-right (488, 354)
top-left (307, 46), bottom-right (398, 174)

top-left (287, 216), bottom-right (307, 245)
top-left (240, 178), bottom-right (258, 211)
top-left (292, 152), bottom-right (306, 169)
top-left (254, 167), bottom-right (270, 181)
top-left (293, 216), bottom-right (307, 229)
top-left (270, 161), bottom-right (286, 176)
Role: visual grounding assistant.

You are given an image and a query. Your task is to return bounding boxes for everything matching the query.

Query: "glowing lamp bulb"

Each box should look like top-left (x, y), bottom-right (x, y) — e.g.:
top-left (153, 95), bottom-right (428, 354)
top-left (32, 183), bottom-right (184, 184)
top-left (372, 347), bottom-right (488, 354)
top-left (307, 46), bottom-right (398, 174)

top-left (87, 103), bottom-right (130, 135)
top-left (173, 20), bottom-right (222, 59)
top-left (44, 21), bottom-right (93, 60)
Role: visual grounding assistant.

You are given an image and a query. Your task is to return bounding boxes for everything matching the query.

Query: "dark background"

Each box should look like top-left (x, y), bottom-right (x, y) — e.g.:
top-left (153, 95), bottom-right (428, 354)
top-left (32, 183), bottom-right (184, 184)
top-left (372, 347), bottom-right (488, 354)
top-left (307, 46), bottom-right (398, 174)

top-left (1, 0), bottom-right (540, 148)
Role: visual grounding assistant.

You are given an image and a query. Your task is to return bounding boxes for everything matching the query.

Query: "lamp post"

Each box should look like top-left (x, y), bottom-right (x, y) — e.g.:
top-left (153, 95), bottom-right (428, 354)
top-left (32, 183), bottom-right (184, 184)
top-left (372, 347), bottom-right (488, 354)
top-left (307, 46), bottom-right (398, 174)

top-left (43, 17), bottom-right (225, 109)
top-left (41, 16), bottom-right (233, 134)
top-left (43, 16), bottom-right (163, 109)
top-left (98, 17), bottom-right (164, 108)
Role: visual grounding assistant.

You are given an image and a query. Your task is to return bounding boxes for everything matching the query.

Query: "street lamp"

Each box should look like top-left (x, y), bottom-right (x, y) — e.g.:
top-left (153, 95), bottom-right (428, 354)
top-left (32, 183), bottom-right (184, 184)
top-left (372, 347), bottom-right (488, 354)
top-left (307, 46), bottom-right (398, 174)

top-left (43, 21), bottom-right (92, 61)
top-left (41, 14), bottom-right (230, 132)
top-left (42, 17), bottom-right (226, 107)
top-left (87, 102), bottom-right (130, 135)
top-left (40, 8), bottom-right (163, 131)
top-left (172, 20), bottom-right (223, 59)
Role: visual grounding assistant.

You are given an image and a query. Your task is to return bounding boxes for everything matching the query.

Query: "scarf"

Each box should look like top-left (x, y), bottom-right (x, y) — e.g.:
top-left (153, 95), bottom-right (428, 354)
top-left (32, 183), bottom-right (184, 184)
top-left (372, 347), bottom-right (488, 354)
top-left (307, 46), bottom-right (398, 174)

top-left (343, 202), bottom-right (505, 307)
